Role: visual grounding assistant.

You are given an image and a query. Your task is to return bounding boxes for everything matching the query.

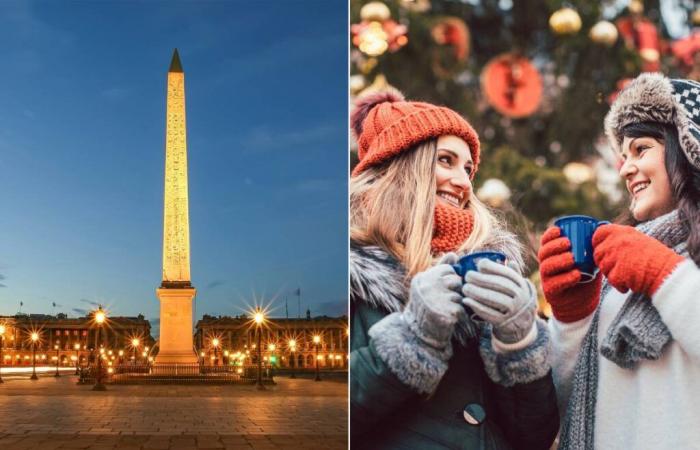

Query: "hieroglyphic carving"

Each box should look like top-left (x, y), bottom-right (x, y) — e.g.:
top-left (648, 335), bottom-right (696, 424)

top-left (162, 70), bottom-right (191, 283)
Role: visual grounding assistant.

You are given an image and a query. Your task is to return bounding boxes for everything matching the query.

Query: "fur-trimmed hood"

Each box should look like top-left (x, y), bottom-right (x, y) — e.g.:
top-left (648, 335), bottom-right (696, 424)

top-left (350, 228), bottom-right (526, 314)
top-left (604, 73), bottom-right (700, 170)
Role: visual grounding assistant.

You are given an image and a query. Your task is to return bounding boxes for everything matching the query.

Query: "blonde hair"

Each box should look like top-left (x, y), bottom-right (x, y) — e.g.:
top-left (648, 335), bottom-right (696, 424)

top-left (350, 139), bottom-right (503, 277)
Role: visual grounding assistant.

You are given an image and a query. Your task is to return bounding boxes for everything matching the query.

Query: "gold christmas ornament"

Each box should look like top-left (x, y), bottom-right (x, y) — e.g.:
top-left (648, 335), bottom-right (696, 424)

top-left (563, 162), bottom-right (594, 185)
top-left (692, 8), bottom-right (700, 26)
top-left (589, 20), bottom-right (618, 46)
top-left (358, 22), bottom-right (389, 56)
top-left (628, 0), bottom-right (644, 15)
top-left (549, 7), bottom-right (582, 35)
top-left (360, 2), bottom-right (391, 22)
top-left (639, 48), bottom-right (660, 63)
top-left (399, 0), bottom-right (431, 13)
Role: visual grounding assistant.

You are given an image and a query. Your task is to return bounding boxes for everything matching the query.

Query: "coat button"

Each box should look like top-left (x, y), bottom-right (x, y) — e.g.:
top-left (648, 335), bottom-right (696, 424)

top-left (463, 403), bottom-right (486, 426)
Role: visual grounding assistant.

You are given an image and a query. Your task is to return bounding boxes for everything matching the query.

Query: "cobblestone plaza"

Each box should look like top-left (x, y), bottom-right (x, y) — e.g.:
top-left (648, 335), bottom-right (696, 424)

top-left (0, 375), bottom-right (347, 449)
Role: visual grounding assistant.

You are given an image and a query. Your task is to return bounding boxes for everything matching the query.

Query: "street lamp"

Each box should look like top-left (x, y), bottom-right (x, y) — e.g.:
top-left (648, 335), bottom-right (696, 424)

top-left (30, 332), bottom-right (39, 380)
top-left (268, 343), bottom-right (276, 379)
top-left (288, 339), bottom-right (297, 379)
top-left (54, 342), bottom-right (60, 377)
top-left (0, 324), bottom-right (5, 384)
top-left (212, 338), bottom-right (220, 366)
top-left (313, 334), bottom-right (321, 382)
top-left (93, 307), bottom-right (107, 391)
top-left (131, 338), bottom-right (140, 364)
top-left (254, 310), bottom-right (265, 390)
top-left (74, 343), bottom-right (81, 375)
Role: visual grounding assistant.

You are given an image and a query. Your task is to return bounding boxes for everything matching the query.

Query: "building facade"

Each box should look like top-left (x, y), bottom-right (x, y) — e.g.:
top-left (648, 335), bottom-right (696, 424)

top-left (194, 313), bottom-right (348, 370)
top-left (0, 313), bottom-right (154, 367)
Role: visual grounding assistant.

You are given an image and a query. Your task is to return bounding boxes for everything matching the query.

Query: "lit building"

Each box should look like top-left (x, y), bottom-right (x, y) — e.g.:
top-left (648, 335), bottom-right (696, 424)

top-left (194, 312), bottom-right (348, 370)
top-left (0, 313), bottom-right (154, 366)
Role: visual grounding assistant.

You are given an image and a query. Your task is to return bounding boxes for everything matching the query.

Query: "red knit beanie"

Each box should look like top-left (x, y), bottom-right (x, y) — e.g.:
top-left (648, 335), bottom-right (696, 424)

top-left (351, 91), bottom-right (481, 177)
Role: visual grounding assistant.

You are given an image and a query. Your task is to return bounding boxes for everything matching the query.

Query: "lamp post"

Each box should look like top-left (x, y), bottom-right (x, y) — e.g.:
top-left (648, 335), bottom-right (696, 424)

top-left (0, 324), bottom-right (5, 384)
top-left (268, 343), bottom-right (276, 379)
top-left (254, 310), bottom-right (265, 390)
top-left (54, 342), bottom-right (60, 377)
top-left (74, 343), bottom-right (81, 375)
top-left (288, 339), bottom-right (296, 379)
top-left (93, 307), bottom-right (107, 391)
top-left (30, 332), bottom-right (39, 380)
top-left (313, 335), bottom-right (321, 382)
top-left (212, 338), bottom-right (220, 366)
top-left (131, 338), bottom-right (140, 364)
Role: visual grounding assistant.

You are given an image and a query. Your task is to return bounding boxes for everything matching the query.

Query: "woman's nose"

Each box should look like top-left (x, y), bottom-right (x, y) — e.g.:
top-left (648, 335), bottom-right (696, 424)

top-left (450, 169), bottom-right (471, 191)
top-left (619, 158), bottom-right (637, 178)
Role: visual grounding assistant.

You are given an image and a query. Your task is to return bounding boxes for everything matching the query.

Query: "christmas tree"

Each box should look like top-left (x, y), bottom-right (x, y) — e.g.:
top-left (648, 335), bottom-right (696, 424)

top-left (351, 0), bottom-right (698, 274)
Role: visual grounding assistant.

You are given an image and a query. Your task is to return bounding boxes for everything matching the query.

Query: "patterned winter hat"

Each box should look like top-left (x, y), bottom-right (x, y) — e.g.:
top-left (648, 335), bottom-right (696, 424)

top-left (604, 73), bottom-right (700, 170)
top-left (351, 91), bottom-right (480, 177)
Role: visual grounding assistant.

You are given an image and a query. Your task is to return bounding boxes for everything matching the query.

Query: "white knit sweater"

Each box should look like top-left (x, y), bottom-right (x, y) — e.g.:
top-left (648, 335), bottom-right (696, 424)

top-left (550, 259), bottom-right (700, 450)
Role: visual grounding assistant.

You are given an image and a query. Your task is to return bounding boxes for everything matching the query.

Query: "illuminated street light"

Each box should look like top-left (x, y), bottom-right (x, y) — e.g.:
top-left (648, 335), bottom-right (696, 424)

top-left (54, 342), bottom-right (60, 377)
top-left (93, 306), bottom-right (107, 391)
top-left (313, 335), bottom-right (321, 382)
top-left (30, 332), bottom-right (39, 380)
top-left (212, 338), bottom-right (220, 366)
top-left (74, 343), bottom-right (81, 375)
top-left (252, 308), bottom-right (266, 390)
top-left (268, 343), bottom-right (276, 379)
top-left (0, 324), bottom-right (5, 384)
top-left (288, 338), bottom-right (297, 379)
top-left (131, 338), bottom-right (140, 364)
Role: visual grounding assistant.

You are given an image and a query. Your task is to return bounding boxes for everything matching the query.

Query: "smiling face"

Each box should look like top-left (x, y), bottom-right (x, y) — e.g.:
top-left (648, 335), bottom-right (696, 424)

top-left (435, 135), bottom-right (473, 209)
top-left (619, 135), bottom-right (675, 221)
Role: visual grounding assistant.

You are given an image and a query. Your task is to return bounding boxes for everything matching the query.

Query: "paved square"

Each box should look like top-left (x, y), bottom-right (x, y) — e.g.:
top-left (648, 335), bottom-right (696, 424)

top-left (0, 374), bottom-right (347, 449)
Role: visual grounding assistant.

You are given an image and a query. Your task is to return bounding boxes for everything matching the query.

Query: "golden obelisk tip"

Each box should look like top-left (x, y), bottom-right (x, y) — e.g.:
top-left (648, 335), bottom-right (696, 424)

top-left (169, 49), bottom-right (183, 73)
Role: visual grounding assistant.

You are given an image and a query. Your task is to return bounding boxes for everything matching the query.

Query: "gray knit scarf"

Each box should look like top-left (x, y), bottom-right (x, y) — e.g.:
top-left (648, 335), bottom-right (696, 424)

top-left (558, 210), bottom-right (689, 450)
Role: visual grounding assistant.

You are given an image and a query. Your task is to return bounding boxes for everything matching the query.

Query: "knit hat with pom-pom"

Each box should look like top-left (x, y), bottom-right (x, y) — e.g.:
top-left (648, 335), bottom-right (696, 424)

top-left (351, 90), bottom-right (481, 177)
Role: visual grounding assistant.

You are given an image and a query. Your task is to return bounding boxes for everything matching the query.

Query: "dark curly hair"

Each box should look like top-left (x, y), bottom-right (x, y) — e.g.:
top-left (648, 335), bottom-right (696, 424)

top-left (617, 122), bottom-right (700, 266)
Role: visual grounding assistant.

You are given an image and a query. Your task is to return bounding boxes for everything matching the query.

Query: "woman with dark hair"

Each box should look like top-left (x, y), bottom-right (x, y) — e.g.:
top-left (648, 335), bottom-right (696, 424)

top-left (350, 91), bottom-right (559, 449)
top-left (538, 73), bottom-right (700, 450)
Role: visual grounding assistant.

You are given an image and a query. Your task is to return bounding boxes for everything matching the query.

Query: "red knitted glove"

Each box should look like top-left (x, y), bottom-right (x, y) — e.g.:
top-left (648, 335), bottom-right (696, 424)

top-left (592, 224), bottom-right (685, 297)
top-left (537, 226), bottom-right (602, 323)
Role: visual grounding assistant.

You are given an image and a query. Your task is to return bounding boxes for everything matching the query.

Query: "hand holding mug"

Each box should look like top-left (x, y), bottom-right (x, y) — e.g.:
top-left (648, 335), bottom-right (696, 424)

top-left (461, 259), bottom-right (536, 345)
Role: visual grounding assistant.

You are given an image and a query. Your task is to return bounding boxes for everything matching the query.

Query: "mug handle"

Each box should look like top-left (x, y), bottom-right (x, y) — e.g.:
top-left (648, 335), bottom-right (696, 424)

top-left (452, 264), bottom-right (465, 278)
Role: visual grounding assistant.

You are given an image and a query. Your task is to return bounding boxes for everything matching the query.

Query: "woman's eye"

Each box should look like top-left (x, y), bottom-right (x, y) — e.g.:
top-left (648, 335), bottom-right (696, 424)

top-left (438, 155), bottom-right (451, 164)
top-left (464, 166), bottom-right (472, 175)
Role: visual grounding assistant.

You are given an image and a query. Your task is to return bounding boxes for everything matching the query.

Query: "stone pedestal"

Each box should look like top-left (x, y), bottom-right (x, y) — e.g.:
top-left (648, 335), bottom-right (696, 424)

top-left (155, 287), bottom-right (198, 364)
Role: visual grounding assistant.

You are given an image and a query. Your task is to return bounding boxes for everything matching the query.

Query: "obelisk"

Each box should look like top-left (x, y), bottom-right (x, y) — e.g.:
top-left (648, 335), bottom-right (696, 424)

top-left (155, 49), bottom-right (197, 364)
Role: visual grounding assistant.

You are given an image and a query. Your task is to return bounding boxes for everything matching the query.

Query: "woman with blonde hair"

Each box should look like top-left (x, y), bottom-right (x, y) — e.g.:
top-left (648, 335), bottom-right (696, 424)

top-left (350, 91), bottom-right (558, 449)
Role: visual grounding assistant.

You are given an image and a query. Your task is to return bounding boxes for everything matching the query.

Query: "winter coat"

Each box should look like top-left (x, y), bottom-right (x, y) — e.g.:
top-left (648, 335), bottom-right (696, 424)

top-left (550, 258), bottom-right (700, 449)
top-left (350, 242), bottom-right (559, 450)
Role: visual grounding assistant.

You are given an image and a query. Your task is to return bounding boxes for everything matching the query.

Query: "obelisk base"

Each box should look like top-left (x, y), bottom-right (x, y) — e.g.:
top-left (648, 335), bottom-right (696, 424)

top-left (155, 287), bottom-right (198, 364)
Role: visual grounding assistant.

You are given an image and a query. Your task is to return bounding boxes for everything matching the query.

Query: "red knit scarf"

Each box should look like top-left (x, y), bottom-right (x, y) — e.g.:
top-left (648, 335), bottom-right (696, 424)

top-left (431, 202), bottom-right (474, 254)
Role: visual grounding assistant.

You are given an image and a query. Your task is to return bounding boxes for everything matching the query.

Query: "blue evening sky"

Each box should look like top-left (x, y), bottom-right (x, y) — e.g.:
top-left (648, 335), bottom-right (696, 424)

top-left (0, 1), bottom-right (349, 336)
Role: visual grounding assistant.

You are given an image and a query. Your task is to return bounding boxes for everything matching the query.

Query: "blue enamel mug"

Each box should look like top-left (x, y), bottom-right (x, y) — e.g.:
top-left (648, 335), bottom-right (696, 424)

top-left (554, 215), bottom-right (610, 283)
top-left (452, 251), bottom-right (507, 278)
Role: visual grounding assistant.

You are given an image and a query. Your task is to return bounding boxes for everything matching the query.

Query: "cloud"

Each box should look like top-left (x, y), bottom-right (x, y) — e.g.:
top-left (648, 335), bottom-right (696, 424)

top-left (79, 298), bottom-right (100, 307)
top-left (206, 280), bottom-right (225, 289)
top-left (72, 308), bottom-right (87, 316)
top-left (240, 124), bottom-right (338, 153)
top-left (0, 284), bottom-right (6, 288)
